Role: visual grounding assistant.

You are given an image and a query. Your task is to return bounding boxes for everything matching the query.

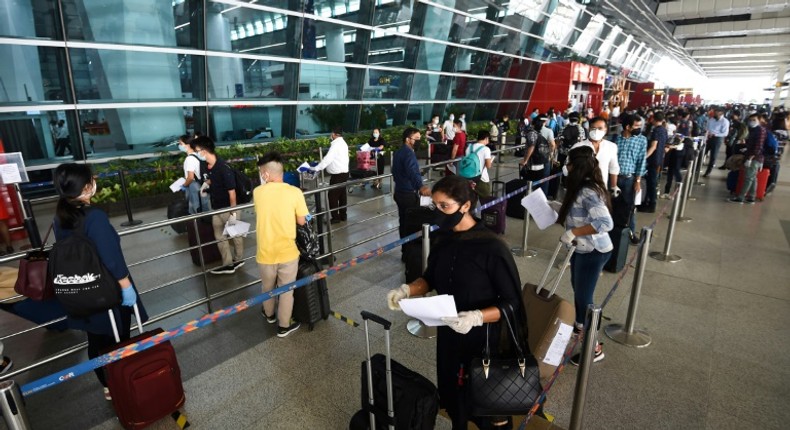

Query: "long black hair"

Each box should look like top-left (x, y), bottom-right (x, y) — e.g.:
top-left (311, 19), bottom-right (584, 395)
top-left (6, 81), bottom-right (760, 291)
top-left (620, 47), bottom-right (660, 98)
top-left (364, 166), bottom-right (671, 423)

top-left (557, 146), bottom-right (610, 226)
top-left (54, 163), bottom-right (93, 229)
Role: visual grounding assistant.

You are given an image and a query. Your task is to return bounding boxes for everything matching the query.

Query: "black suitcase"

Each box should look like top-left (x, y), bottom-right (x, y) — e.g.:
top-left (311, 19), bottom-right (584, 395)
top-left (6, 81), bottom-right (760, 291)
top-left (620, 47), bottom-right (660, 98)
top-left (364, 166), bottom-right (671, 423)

top-left (505, 178), bottom-right (530, 219)
top-left (350, 312), bottom-right (439, 430)
top-left (167, 198), bottom-right (189, 234)
top-left (480, 181), bottom-right (506, 234)
top-left (604, 227), bottom-right (630, 273)
top-left (186, 218), bottom-right (222, 266)
top-left (292, 257), bottom-right (330, 330)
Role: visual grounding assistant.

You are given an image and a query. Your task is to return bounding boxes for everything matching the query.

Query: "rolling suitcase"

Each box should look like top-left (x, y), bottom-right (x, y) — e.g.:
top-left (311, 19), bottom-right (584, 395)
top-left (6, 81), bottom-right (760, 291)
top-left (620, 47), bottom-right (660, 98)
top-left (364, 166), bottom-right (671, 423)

top-left (105, 305), bottom-right (185, 430)
top-left (292, 256), bottom-right (330, 330)
top-left (166, 198), bottom-right (188, 234)
top-left (604, 226), bottom-right (630, 273)
top-left (522, 242), bottom-right (576, 383)
top-left (505, 178), bottom-right (530, 219)
top-left (186, 218), bottom-right (222, 267)
top-left (480, 180), bottom-right (506, 234)
top-left (349, 311), bottom-right (438, 430)
top-left (736, 168), bottom-right (770, 200)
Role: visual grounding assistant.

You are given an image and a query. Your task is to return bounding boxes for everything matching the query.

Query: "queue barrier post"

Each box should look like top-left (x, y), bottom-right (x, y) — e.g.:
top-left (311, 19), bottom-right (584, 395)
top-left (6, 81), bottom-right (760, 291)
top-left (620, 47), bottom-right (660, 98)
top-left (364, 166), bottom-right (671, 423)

top-left (676, 155), bottom-right (695, 222)
top-left (568, 304), bottom-right (602, 430)
top-left (407, 223), bottom-right (437, 339)
top-left (686, 149), bottom-right (699, 201)
top-left (21, 197), bottom-right (42, 249)
top-left (390, 151), bottom-right (395, 197)
top-left (650, 182), bottom-right (683, 263)
top-left (192, 218), bottom-right (213, 313)
top-left (510, 181), bottom-right (537, 258)
top-left (695, 139), bottom-right (707, 187)
top-left (118, 170), bottom-right (143, 227)
top-left (322, 189), bottom-right (335, 265)
top-left (605, 226), bottom-right (653, 348)
top-left (0, 380), bottom-right (32, 430)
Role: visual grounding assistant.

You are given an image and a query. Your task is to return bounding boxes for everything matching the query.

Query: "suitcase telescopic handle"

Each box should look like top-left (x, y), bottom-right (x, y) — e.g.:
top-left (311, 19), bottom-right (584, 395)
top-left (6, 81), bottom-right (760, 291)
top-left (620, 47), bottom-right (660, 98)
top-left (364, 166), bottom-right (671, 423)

top-left (360, 311), bottom-right (392, 330)
top-left (536, 241), bottom-right (576, 298)
top-left (107, 303), bottom-right (145, 343)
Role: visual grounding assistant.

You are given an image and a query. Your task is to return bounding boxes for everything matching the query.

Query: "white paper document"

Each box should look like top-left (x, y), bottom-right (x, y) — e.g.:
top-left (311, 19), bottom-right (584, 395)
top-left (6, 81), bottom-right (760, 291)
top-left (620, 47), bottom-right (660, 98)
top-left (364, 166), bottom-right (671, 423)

top-left (420, 196), bottom-right (433, 207)
top-left (169, 177), bottom-right (186, 193)
top-left (398, 295), bottom-right (458, 326)
top-left (520, 188), bottom-right (558, 230)
top-left (223, 220), bottom-right (251, 238)
top-left (297, 162), bottom-right (312, 172)
top-left (634, 190), bottom-right (642, 206)
top-left (542, 322), bottom-right (573, 367)
top-left (0, 164), bottom-right (22, 184)
top-left (359, 143), bottom-right (372, 151)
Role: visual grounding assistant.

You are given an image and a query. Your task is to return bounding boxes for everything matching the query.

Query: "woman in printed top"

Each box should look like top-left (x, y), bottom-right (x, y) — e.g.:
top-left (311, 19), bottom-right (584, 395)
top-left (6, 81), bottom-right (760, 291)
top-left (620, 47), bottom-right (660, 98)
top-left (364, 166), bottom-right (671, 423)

top-left (367, 128), bottom-right (387, 188)
top-left (556, 145), bottom-right (613, 365)
top-left (53, 163), bottom-right (148, 401)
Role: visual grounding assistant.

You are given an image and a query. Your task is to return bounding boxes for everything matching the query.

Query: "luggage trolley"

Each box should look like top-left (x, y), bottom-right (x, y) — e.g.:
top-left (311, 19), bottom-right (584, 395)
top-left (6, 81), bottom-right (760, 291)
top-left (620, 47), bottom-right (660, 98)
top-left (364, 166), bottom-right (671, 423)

top-left (348, 149), bottom-right (381, 193)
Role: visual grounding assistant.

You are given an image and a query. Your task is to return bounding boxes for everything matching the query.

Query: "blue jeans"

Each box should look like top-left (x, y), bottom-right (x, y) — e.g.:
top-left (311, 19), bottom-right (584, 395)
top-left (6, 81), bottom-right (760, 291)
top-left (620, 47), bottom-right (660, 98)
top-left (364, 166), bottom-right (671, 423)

top-left (570, 250), bottom-right (612, 326)
top-left (186, 181), bottom-right (211, 214)
top-left (738, 161), bottom-right (763, 200)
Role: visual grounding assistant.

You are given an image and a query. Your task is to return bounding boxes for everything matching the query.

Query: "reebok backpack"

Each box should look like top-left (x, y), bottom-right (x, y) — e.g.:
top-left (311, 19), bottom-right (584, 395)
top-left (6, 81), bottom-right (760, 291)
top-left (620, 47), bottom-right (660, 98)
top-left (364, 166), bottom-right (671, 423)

top-left (49, 222), bottom-right (121, 317)
top-left (458, 145), bottom-right (484, 179)
top-left (231, 167), bottom-right (253, 204)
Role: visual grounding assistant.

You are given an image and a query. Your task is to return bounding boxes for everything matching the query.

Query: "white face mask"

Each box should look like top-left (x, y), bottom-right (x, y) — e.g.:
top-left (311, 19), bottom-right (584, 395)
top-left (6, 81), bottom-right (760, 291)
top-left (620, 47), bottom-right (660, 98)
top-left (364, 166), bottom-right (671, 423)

top-left (259, 172), bottom-right (268, 185)
top-left (433, 119), bottom-right (439, 125)
top-left (449, 115), bottom-right (455, 121)
top-left (589, 129), bottom-right (606, 141)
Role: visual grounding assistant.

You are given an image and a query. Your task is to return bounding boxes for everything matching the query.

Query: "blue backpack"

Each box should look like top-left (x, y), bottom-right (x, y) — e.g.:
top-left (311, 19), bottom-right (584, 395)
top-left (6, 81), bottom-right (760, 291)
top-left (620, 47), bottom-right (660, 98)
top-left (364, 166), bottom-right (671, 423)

top-left (458, 144), bottom-right (484, 179)
top-left (764, 130), bottom-right (778, 156)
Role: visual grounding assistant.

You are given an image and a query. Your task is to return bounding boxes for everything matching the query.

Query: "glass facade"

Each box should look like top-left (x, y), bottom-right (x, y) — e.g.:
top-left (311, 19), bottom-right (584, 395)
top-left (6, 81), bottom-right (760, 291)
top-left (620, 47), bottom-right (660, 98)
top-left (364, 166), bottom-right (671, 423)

top-left (0, 0), bottom-right (659, 168)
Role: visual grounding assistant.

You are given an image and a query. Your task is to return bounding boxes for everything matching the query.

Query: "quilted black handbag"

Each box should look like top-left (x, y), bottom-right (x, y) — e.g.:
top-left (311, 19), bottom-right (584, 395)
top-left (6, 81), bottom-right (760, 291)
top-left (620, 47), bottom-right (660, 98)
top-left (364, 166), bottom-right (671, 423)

top-left (468, 304), bottom-right (542, 416)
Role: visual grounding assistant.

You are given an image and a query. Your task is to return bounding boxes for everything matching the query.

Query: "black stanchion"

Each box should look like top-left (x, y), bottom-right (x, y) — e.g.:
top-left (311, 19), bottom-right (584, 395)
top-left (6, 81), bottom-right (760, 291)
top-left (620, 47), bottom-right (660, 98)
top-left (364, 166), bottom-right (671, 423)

top-left (21, 199), bottom-right (42, 249)
top-left (118, 170), bottom-right (142, 227)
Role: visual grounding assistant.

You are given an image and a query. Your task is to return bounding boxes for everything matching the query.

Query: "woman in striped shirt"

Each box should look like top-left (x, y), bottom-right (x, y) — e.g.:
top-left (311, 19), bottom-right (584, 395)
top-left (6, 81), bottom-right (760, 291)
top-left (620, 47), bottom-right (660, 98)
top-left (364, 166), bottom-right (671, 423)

top-left (557, 145), bottom-right (614, 365)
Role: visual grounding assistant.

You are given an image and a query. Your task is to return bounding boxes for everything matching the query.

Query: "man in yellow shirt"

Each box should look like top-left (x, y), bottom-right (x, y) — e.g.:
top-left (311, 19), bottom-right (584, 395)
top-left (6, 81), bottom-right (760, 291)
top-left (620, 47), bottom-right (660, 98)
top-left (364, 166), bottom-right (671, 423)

top-left (254, 152), bottom-right (309, 338)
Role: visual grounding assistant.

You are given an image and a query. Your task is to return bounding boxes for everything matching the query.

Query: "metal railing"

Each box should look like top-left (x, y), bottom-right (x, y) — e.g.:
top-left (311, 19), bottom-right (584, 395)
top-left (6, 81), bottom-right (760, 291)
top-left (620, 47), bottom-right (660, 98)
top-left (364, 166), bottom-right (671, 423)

top-left (0, 141), bottom-right (526, 381)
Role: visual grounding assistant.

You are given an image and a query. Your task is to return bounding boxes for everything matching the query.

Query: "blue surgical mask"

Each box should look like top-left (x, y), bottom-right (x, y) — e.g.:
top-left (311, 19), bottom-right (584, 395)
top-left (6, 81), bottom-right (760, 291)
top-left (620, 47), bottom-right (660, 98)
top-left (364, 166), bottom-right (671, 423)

top-left (196, 152), bottom-right (206, 161)
top-left (178, 144), bottom-right (188, 153)
top-left (373, 132), bottom-right (379, 138)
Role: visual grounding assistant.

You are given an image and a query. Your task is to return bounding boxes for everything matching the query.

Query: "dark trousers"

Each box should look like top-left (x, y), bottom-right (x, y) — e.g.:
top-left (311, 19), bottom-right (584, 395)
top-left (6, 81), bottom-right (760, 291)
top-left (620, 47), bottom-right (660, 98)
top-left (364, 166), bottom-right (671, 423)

top-left (86, 309), bottom-right (131, 386)
top-left (612, 175), bottom-right (635, 228)
top-left (570, 250), bottom-right (612, 326)
top-left (394, 191), bottom-right (419, 240)
top-left (55, 137), bottom-right (72, 156)
top-left (643, 164), bottom-right (659, 210)
top-left (664, 152), bottom-right (684, 194)
top-left (328, 172), bottom-right (349, 221)
top-left (705, 136), bottom-right (724, 174)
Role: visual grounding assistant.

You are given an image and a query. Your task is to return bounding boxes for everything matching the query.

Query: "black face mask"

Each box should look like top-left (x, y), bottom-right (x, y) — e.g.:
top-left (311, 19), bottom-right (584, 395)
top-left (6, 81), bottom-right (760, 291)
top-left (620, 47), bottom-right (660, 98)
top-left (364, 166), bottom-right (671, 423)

top-left (433, 207), bottom-right (464, 231)
top-left (630, 129), bottom-right (642, 136)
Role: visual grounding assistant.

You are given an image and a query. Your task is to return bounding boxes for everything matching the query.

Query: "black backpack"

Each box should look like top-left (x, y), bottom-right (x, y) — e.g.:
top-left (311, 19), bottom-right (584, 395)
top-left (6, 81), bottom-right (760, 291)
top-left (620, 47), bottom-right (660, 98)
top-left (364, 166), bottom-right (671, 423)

top-left (530, 131), bottom-right (551, 166)
top-left (231, 166), bottom-right (253, 204)
top-left (189, 154), bottom-right (209, 184)
top-left (49, 217), bottom-right (121, 317)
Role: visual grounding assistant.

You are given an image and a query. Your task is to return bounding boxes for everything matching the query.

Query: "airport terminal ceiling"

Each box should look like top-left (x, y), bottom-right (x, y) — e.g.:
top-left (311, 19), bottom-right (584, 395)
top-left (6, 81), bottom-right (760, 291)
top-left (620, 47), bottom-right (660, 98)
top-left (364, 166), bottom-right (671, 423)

top-left (2, 0), bottom-right (784, 170)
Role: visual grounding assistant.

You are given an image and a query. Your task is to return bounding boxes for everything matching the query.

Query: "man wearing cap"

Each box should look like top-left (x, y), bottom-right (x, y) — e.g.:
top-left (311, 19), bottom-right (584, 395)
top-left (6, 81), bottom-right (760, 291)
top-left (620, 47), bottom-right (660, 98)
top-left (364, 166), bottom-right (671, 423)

top-left (704, 107), bottom-right (729, 177)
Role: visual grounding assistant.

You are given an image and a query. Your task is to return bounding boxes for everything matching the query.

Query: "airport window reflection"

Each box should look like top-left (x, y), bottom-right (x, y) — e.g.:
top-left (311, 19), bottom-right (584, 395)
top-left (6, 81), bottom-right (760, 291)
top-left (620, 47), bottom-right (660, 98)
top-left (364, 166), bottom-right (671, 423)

top-left (63, 0), bottom-right (203, 48)
top-left (0, 111), bottom-right (81, 165)
top-left (209, 105), bottom-right (284, 143)
top-left (207, 2), bottom-right (299, 59)
top-left (207, 57), bottom-right (294, 101)
top-left (0, 0), bottom-right (61, 40)
top-left (0, 46), bottom-right (72, 105)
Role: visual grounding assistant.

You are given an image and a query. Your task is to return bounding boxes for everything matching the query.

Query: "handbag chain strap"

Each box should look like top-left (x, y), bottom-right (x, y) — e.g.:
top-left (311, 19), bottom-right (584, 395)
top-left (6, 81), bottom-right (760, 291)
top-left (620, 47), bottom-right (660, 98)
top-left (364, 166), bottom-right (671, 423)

top-left (482, 303), bottom-right (528, 378)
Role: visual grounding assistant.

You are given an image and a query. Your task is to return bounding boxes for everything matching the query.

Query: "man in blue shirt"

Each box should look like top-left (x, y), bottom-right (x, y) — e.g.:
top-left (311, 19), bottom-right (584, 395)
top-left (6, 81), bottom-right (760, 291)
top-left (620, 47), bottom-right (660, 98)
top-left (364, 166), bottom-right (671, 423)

top-left (615, 114), bottom-right (648, 242)
top-left (392, 127), bottom-right (430, 242)
top-left (704, 107), bottom-right (729, 177)
top-left (642, 112), bottom-right (667, 213)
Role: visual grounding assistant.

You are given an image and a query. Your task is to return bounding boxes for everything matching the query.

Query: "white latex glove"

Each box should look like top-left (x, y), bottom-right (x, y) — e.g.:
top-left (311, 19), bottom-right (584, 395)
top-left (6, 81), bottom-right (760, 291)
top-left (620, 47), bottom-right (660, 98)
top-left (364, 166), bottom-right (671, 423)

top-left (609, 185), bottom-right (621, 198)
top-left (744, 159), bottom-right (752, 168)
top-left (548, 200), bottom-right (562, 213)
top-left (386, 284), bottom-right (410, 311)
top-left (227, 213), bottom-right (237, 226)
top-left (199, 182), bottom-right (209, 197)
top-left (560, 230), bottom-right (575, 247)
top-left (441, 310), bottom-right (484, 334)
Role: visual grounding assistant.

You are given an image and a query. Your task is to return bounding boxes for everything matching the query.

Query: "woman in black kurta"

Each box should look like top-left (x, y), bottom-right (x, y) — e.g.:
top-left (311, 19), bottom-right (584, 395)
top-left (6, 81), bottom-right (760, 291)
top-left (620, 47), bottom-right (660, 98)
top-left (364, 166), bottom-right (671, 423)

top-left (387, 175), bottom-right (523, 429)
top-left (53, 163), bottom-right (148, 400)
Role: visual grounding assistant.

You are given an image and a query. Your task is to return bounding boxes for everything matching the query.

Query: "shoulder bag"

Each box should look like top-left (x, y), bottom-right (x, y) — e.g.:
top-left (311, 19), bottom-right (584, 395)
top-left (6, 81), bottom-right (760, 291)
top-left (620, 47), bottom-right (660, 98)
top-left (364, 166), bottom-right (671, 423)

top-left (468, 304), bottom-right (542, 416)
top-left (14, 225), bottom-right (54, 301)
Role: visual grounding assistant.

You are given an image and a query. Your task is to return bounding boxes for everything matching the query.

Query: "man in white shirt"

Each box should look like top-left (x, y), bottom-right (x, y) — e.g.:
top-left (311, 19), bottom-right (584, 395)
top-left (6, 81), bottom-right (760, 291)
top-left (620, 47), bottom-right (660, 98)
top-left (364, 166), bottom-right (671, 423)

top-left (312, 127), bottom-right (350, 224)
top-left (467, 130), bottom-right (495, 197)
top-left (459, 113), bottom-right (467, 132)
top-left (443, 114), bottom-right (456, 143)
top-left (571, 116), bottom-right (620, 189)
top-left (703, 107), bottom-right (730, 177)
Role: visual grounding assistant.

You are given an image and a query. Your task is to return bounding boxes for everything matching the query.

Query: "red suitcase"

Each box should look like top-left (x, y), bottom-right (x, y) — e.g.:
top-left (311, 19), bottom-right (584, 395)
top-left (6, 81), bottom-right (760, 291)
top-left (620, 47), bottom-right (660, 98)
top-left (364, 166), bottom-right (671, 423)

top-left (105, 305), bottom-right (186, 430)
top-left (736, 168), bottom-right (769, 200)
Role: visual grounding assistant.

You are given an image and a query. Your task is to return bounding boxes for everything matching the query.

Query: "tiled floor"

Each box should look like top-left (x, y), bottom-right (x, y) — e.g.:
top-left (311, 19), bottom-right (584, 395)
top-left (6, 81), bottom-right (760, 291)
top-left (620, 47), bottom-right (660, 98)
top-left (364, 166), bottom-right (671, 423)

top-left (1, 152), bottom-right (788, 430)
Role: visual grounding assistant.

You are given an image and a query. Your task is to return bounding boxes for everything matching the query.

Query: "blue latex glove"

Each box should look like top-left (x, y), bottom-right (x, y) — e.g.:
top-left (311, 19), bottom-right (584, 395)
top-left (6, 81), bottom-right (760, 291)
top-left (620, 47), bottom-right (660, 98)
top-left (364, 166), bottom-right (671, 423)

top-left (180, 186), bottom-right (187, 192)
top-left (121, 286), bottom-right (137, 307)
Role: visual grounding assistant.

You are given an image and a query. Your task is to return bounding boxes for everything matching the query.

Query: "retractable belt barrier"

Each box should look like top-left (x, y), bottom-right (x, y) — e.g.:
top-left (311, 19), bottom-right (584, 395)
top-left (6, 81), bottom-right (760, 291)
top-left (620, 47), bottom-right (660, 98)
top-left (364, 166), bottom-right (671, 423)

top-left (474, 171), bottom-right (562, 214)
